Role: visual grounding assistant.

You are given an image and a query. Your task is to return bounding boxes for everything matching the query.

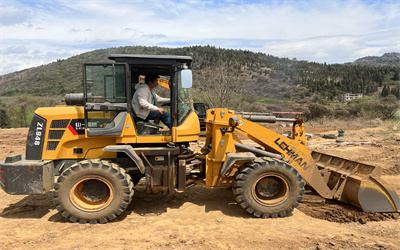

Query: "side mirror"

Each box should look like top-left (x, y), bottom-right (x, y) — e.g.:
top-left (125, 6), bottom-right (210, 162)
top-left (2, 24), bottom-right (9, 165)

top-left (181, 69), bottom-right (192, 88)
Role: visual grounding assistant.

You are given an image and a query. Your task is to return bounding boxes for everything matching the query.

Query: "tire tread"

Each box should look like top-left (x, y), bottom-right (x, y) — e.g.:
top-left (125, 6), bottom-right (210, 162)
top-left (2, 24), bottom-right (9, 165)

top-left (232, 158), bottom-right (305, 218)
top-left (53, 159), bottom-right (134, 224)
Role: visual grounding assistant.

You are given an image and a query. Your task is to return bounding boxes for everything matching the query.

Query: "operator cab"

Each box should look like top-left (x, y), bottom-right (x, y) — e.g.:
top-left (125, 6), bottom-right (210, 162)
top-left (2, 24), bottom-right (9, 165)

top-left (82, 54), bottom-right (197, 141)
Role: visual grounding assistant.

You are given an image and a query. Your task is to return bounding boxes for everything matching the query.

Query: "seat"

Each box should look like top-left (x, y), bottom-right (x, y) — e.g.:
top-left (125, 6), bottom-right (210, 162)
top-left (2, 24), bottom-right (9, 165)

top-left (131, 111), bottom-right (161, 135)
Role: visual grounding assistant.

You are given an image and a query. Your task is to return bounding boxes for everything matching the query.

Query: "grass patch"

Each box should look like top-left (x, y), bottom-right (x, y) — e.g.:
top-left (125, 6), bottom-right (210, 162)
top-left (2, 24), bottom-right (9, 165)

top-left (0, 96), bottom-right (18, 104)
top-left (256, 98), bottom-right (284, 104)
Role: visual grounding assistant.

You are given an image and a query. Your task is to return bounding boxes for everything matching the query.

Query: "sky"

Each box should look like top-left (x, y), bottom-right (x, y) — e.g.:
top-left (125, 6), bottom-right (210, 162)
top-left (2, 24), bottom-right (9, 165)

top-left (1, 0), bottom-right (399, 75)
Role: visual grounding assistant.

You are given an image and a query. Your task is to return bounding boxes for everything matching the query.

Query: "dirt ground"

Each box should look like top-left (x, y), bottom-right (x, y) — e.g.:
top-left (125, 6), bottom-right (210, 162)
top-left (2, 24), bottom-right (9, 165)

top-left (0, 124), bottom-right (399, 250)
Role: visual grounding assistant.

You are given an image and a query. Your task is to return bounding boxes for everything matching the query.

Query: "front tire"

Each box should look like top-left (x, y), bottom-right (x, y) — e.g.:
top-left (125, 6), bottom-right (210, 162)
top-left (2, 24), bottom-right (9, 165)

top-left (233, 159), bottom-right (304, 218)
top-left (53, 159), bottom-right (134, 224)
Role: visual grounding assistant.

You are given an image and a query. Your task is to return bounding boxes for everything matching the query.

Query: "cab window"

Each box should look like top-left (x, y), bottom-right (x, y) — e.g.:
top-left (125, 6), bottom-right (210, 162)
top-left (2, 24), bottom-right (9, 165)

top-left (85, 64), bottom-right (126, 103)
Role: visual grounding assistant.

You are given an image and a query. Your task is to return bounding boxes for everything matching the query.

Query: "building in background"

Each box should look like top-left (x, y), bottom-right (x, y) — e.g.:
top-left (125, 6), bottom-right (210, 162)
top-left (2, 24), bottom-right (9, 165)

top-left (339, 93), bottom-right (363, 102)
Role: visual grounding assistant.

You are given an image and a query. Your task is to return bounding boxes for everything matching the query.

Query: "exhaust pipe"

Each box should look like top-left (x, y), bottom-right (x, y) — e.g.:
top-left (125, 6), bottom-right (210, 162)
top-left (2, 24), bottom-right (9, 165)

top-left (64, 93), bottom-right (84, 106)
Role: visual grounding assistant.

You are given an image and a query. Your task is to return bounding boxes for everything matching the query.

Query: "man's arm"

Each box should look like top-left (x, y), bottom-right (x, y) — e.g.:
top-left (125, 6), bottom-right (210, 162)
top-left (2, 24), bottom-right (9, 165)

top-left (154, 92), bottom-right (170, 104)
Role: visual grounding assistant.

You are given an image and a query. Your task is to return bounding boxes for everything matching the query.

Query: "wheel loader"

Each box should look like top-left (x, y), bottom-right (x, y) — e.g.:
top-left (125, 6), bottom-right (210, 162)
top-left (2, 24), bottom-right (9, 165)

top-left (0, 54), bottom-right (399, 224)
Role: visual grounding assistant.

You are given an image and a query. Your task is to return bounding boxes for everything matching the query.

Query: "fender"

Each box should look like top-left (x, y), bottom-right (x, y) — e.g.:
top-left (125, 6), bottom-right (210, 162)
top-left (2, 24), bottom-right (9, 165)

top-left (103, 145), bottom-right (145, 174)
top-left (220, 152), bottom-right (256, 176)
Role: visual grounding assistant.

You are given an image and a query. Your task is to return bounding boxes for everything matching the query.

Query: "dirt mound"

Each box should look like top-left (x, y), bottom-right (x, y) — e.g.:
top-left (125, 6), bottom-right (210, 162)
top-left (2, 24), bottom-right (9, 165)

top-left (298, 188), bottom-right (399, 224)
top-left (382, 164), bottom-right (400, 175)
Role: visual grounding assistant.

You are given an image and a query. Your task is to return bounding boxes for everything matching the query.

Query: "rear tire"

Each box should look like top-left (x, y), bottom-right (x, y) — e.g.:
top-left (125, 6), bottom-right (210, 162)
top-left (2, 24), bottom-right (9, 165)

top-left (233, 159), bottom-right (304, 218)
top-left (53, 159), bottom-right (134, 224)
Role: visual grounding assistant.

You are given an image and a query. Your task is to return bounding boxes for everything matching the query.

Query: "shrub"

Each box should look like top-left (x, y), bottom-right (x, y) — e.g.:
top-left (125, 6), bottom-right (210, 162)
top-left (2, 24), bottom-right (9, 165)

top-left (304, 103), bottom-right (334, 120)
top-left (347, 96), bottom-right (399, 119)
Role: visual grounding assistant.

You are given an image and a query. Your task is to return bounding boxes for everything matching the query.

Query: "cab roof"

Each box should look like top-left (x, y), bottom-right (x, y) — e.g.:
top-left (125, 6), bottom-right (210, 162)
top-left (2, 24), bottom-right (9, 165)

top-left (108, 54), bottom-right (193, 68)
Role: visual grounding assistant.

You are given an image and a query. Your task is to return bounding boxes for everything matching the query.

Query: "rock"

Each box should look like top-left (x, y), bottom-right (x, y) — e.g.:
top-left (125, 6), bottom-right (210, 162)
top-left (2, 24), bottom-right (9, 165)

top-left (358, 217), bottom-right (368, 224)
top-left (347, 212), bottom-right (354, 220)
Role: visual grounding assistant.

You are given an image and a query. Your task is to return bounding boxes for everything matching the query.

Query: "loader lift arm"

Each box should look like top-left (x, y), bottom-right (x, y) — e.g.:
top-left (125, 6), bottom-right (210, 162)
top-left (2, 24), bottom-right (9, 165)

top-left (203, 108), bottom-right (400, 213)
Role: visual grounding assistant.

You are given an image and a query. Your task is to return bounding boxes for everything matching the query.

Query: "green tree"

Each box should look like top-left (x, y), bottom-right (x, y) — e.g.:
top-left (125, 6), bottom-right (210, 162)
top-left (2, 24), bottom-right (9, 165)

top-left (0, 102), bottom-right (10, 128)
top-left (392, 70), bottom-right (399, 81)
top-left (391, 85), bottom-right (400, 98)
top-left (381, 85), bottom-right (390, 97)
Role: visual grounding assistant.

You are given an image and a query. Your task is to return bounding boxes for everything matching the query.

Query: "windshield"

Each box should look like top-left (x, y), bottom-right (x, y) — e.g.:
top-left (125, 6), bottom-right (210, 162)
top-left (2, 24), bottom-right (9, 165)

top-left (177, 70), bottom-right (194, 125)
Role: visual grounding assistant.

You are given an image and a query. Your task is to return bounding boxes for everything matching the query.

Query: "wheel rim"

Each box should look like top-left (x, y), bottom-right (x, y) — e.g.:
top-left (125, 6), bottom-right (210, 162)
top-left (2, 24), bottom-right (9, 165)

top-left (251, 173), bottom-right (290, 206)
top-left (70, 176), bottom-right (114, 212)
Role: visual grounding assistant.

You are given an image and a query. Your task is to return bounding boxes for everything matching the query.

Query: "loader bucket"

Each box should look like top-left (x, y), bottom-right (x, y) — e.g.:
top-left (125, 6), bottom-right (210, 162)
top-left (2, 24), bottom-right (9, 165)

top-left (311, 151), bottom-right (400, 213)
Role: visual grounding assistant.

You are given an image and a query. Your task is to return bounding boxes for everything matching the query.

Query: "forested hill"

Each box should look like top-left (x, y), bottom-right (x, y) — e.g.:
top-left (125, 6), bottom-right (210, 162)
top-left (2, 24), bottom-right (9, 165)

top-left (0, 46), bottom-right (399, 104)
top-left (352, 52), bottom-right (400, 66)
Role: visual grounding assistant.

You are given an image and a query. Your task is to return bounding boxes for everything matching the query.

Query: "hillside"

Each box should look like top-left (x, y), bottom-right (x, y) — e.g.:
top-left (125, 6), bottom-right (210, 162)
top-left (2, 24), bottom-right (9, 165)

top-left (0, 47), bottom-right (398, 102)
top-left (0, 46), bottom-right (294, 99)
top-left (352, 52), bottom-right (400, 66)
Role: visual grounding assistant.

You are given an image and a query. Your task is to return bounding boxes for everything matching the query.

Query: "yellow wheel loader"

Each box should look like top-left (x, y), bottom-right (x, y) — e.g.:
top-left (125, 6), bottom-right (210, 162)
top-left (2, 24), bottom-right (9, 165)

top-left (0, 55), bottom-right (399, 224)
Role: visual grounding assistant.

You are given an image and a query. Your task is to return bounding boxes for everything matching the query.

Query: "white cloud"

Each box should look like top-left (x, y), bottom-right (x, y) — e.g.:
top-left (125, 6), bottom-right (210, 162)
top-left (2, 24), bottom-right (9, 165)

top-left (263, 28), bottom-right (399, 63)
top-left (1, 5), bottom-right (31, 26)
top-left (0, 0), bottom-right (399, 74)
